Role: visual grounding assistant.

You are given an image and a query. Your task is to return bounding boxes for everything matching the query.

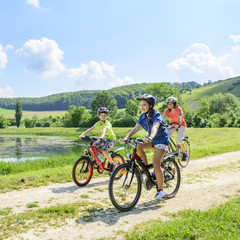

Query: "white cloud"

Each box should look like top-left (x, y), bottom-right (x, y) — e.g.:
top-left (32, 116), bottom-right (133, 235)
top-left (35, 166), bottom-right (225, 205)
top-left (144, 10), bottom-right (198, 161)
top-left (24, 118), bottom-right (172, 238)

top-left (230, 35), bottom-right (240, 44)
top-left (108, 76), bottom-right (136, 88)
top-left (5, 45), bottom-right (14, 51)
top-left (0, 86), bottom-right (14, 98)
top-left (16, 37), bottom-right (66, 78)
top-left (168, 43), bottom-right (236, 83)
top-left (66, 60), bottom-right (116, 81)
top-left (26, 0), bottom-right (40, 8)
top-left (0, 45), bottom-right (8, 68)
top-left (66, 60), bottom-right (136, 88)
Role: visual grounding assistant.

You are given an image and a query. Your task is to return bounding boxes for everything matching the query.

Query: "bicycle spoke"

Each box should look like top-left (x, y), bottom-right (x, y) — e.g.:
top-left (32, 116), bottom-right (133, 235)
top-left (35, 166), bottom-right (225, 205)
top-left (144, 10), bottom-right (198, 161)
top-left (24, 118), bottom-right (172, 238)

top-left (109, 163), bottom-right (142, 211)
top-left (72, 158), bottom-right (93, 187)
top-left (177, 139), bottom-right (190, 168)
top-left (162, 158), bottom-right (180, 198)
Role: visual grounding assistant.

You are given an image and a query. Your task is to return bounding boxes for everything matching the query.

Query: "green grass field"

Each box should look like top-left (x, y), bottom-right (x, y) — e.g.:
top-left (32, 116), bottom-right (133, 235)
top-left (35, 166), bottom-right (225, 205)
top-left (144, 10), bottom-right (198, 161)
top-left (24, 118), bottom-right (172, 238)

top-left (0, 108), bottom-right (67, 119)
top-left (0, 127), bottom-right (240, 193)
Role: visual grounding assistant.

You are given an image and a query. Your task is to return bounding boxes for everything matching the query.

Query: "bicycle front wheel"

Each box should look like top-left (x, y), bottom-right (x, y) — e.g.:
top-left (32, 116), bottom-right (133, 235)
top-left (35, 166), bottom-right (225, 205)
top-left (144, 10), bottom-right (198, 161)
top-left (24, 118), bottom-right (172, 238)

top-left (162, 157), bottom-right (180, 198)
top-left (108, 162), bottom-right (142, 212)
top-left (177, 138), bottom-right (190, 168)
top-left (72, 157), bottom-right (93, 187)
top-left (112, 154), bottom-right (125, 179)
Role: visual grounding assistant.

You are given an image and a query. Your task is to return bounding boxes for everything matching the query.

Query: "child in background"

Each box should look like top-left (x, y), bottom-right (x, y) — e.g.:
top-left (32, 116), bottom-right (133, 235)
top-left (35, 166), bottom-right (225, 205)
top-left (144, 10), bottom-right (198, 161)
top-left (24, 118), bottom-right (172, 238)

top-left (163, 97), bottom-right (187, 161)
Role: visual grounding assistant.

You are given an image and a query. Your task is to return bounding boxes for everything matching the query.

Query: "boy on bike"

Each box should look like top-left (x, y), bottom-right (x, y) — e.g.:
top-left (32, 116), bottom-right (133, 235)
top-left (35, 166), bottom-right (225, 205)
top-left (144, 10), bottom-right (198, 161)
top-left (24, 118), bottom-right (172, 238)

top-left (120, 94), bottom-right (170, 199)
top-left (78, 107), bottom-right (117, 171)
top-left (163, 97), bottom-right (187, 161)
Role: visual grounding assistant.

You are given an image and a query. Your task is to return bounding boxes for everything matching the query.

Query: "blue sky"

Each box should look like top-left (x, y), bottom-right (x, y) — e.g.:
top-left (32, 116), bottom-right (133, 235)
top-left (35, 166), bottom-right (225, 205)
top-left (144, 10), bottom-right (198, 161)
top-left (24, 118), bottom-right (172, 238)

top-left (1, 0), bottom-right (240, 98)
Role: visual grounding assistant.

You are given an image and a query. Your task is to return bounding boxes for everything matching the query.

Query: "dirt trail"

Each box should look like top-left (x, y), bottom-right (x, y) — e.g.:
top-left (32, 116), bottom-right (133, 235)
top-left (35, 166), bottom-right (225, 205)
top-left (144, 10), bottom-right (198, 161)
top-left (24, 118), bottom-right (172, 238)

top-left (1, 151), bottom-right (240, 240)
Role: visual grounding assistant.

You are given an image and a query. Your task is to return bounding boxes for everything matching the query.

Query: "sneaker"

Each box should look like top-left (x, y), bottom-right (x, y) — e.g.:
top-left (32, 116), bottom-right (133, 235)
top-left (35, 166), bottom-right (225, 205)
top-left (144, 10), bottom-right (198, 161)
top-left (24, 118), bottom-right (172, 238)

top-left (182, 153), bottom-right (188, 161)
top-left (155, 190), bottom-right (166, 198)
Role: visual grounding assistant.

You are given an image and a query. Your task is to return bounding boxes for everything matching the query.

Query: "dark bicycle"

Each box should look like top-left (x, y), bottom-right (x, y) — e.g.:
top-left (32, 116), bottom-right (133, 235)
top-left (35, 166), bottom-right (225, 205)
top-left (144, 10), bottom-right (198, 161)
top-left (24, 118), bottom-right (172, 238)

top-left (167, 122), bottom-right (190, 168)
top-left (72, 135), bottom-right (125, 187)
top-left (108, 138), bottom-right (181, 212)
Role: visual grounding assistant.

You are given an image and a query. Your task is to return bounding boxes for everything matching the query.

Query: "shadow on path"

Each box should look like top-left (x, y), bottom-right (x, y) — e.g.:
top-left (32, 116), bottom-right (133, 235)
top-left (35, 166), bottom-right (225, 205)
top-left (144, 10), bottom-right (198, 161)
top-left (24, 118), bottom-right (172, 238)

top-left (76, 198), bottom-right (166, 226)
top-left (50, 179), bottom-right (109, 194)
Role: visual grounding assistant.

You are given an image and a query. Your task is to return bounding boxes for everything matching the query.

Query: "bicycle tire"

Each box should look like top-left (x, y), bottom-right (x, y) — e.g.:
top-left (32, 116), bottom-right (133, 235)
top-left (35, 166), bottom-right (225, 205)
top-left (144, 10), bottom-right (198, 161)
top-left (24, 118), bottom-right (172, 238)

top-left (108, 162), bottom-right (142, 212)
top-left (177, 138), bottom-right (190, 168)
top-left (72, 157), bottom-right (93, 187)
top-left (112, 154), bottom-right (125, 178)
top-left (162, 157), bottom-right (181, 198)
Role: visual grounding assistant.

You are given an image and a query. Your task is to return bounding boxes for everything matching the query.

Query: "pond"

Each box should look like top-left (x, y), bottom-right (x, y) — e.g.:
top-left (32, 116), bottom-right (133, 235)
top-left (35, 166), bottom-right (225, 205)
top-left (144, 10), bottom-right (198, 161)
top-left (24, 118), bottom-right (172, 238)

top-left (0, 135), bottom-right (85, 162)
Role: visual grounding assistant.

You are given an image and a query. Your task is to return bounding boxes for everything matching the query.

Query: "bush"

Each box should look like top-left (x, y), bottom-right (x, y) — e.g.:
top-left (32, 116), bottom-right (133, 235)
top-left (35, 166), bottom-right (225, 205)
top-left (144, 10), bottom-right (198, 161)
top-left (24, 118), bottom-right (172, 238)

top-left (112, 116), bottom-right (136, 127)
top-left (43, 121), bottom-right (51, 127)
top-left (0, 115), bottom-right (8, 128)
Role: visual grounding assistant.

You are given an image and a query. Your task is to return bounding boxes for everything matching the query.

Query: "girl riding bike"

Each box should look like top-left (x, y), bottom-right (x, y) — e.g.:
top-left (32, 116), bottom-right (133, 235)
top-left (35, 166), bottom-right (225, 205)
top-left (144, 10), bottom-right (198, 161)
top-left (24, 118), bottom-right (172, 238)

top-left (163, 97), bottom-right (187, 161)
top-left (120, 94), bottom-right (170, 199)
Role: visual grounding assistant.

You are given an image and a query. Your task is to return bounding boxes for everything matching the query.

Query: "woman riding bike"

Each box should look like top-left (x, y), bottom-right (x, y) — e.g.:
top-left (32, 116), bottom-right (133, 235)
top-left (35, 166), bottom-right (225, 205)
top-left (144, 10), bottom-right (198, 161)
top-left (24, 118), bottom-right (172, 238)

top-left (120, 94), bottom-right (170, 199)
top-left (163, 97), bottom-right (187, 161)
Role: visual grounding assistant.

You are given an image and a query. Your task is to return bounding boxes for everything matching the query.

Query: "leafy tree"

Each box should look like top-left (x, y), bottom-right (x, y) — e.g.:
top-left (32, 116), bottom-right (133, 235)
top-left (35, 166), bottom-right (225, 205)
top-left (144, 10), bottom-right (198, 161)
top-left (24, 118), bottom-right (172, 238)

top-left (112, 116), bottom-right (136, 127)
top-left (125, 99), bottom-right (140, 117)
top-left (227, 111), bottom-right (237, 127)
top-left (209, 93), bottom-right (240, 115)
top-left (207, 113), bottom-right (228, 128)
top-left (24, 118), bottom-right (34, 128)
top-left (90, 91), bottom-right (118, 117)
top-left (0, 115), bottom-right (8, 128)
top-left (192, 112), bottom-right (202, 127)
top-left (15, 100), bottom-right (22, 128)
top-left (146, 83), bottom-right (176, 103)
top-left (71, 106), bottom-right (86, 127)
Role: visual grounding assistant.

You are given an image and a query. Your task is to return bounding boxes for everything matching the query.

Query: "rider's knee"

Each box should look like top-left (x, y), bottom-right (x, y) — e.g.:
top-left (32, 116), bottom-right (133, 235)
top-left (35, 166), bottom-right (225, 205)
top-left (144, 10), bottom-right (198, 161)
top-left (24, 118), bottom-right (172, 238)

top-left (136, 143), bottom-right (144, 151)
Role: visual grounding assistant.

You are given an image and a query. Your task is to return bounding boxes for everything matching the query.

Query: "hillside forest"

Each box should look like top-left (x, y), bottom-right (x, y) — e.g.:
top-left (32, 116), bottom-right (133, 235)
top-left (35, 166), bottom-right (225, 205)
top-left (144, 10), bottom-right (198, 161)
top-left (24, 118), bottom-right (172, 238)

top-left (1, 76), bottom-right (240, 129)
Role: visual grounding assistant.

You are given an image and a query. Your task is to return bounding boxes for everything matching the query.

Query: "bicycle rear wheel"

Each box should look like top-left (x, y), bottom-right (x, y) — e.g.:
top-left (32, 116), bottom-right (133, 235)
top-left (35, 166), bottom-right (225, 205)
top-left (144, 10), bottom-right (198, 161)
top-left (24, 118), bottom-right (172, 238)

top-left (177, 138), bottom-right (190, 168)
top-left (162, 157), bottom-right (180, 198)
top-left (72, 157), bottom-right (93, 187)
top-left (108, 162), bottom-right (142, 212)
top-left (112, 154), bottom-right (125, 178)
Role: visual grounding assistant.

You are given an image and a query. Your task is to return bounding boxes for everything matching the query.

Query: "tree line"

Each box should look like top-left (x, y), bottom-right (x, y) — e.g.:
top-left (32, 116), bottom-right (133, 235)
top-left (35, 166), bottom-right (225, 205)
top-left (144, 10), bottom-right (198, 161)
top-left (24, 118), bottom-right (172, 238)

top-left (1, 82), bottom-right (240, 129)
top-left (0, 82), bottom-right (200, 111)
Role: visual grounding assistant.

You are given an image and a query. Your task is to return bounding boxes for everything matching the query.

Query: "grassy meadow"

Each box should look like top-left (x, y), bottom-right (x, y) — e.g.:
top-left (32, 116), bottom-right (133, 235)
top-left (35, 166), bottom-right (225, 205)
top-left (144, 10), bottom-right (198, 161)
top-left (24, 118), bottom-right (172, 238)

top-left (0, 108), bottom-right (67, 120)
top-left (181, 76), bottom-right (240, 105)
top-left (0, 127), bottom-right (240, 193)
top-left (0, 127), bottom-right (240, 239)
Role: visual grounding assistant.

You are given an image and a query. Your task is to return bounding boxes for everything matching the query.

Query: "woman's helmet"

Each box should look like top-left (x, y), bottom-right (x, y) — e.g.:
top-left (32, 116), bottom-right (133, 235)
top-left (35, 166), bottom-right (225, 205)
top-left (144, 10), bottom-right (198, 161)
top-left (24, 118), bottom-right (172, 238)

top-left (137, 94), bottom-right (156, 107)
top-left (97, 107), bottom-right (109, 114)
top-left (166, 96), bottom-right (177, 103)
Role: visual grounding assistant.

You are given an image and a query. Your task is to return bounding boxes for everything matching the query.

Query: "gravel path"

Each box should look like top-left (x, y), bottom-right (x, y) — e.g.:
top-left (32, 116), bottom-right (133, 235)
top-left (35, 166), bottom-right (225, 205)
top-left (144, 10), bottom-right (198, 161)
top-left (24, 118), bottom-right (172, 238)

top-left (1, 151), bottom-right (240, 240)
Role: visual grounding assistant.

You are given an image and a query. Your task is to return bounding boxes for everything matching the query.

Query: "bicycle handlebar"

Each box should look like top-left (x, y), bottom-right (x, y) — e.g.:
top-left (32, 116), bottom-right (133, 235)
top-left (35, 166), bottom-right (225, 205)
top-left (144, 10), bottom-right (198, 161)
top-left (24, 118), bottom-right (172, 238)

top-left (118, 138), bottom-right (144, 144)
top-left (166, 122), bottom-right (180, 129)
top-left (80, 135), bottom-right (98, 142)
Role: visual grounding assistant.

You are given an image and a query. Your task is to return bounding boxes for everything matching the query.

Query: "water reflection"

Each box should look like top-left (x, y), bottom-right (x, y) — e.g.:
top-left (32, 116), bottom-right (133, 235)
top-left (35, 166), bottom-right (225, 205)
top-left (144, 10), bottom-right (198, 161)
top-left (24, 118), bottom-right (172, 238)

top-left (0, 135), bottom-right (85, 162)
top-left (15, 137), bottom-right (23, 159)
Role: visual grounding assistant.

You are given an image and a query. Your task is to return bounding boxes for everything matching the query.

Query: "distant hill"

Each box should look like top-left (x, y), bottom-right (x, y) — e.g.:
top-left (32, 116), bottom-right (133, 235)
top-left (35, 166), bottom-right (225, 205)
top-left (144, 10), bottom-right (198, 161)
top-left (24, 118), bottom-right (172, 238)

top-left (182, 76), bottom-right (240, 107)
top-left (0, 81), bottom-right (201, 111)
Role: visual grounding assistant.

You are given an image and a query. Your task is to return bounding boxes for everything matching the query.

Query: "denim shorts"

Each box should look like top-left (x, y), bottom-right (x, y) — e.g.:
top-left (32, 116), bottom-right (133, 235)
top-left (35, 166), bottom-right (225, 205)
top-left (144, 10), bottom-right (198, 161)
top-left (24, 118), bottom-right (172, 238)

top-left (153, 143), bottom-right (168, 151)
top-left (93, 139), bottom-right (116, 152)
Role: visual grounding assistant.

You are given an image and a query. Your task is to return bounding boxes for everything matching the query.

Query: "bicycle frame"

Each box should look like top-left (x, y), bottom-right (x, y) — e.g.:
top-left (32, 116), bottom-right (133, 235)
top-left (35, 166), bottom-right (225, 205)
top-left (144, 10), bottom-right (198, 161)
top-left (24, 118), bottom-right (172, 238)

top-left (88, 145), bottom-right (106, 171)
top-left (125, 140), bottom-right (157, 186)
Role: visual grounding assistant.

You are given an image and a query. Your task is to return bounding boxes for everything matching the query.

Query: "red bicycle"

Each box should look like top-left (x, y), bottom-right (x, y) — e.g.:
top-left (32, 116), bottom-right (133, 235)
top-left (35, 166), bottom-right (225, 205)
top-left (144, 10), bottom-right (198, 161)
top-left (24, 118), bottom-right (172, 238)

top-left (72, 135), bottom-right (125, 187)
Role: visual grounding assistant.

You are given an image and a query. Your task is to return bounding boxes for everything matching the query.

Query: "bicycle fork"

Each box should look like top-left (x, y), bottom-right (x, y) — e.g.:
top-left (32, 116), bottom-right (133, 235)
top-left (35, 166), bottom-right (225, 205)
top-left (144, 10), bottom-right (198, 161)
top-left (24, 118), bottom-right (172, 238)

top-left (122, 161), bottom-right (136, 189)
